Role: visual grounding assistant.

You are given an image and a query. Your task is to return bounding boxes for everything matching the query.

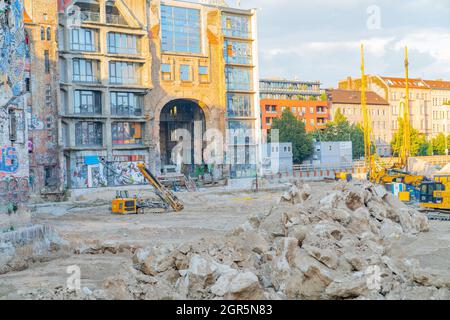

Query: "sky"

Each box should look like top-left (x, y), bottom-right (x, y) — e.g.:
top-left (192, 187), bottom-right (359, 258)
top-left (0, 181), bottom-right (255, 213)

top-left (222, 0), bottom-right (450, 88)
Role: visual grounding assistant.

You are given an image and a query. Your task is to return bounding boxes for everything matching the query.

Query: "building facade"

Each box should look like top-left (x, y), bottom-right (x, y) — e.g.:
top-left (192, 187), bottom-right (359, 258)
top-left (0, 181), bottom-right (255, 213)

top-left (24, 0), bottom-right (62, 196)
top-left (339, 76), bottom-right (432, 142)
top-left (18, 0), bottom-right (261, 190)
top-left (147, 0), bottom-right (260, 180)
top-left (0, 0), bottom-right (30, 209)
top-left (329, 89), bottom-right (391, 157)
top-left (260, 78), bottom-right (329, 139)
top-left (56, 0), bottom-right (152, 189)
top-left (424, 80), bottom-right (450, 137)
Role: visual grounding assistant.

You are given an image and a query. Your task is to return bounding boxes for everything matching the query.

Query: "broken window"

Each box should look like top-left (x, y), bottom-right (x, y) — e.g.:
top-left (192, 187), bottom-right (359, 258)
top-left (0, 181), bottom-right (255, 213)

top-left (223, 40), bottom-right (252, 65)
top-left (75, 121), bottom-right (103, 146)
top-left (227, 93), bottom-right (252, 118)
top-left (199, 66), bottom-right (208, 83)
top-left (112, 122), bottom-right (144, 145)
top-left (222, 14), bottom-right (251, 39)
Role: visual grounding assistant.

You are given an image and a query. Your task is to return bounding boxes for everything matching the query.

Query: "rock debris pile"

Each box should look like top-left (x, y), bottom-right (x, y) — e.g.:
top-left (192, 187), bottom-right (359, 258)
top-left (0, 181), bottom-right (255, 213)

top-left (18, 181), bottom-right (450, 300)
top-left (100, 181), bottom-right (448, 300)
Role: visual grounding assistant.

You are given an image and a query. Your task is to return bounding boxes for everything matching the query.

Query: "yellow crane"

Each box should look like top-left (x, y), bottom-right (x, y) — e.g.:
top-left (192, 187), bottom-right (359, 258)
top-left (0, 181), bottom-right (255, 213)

top-left (364, 45), bottom-right (424, 188)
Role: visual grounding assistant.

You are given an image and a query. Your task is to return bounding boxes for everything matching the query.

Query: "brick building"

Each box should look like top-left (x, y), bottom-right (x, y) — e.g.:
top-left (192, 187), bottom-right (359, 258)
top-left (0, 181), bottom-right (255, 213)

top-left (24, 0), bottom-right (61, 196)
top-left (329, 89), bottom-right (391, 157)
top-left (259, 78), bottom-right (329, 140)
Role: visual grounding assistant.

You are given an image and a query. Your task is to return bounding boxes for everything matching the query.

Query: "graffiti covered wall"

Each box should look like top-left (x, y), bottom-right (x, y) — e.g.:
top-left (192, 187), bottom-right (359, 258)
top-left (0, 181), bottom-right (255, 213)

top-left (69, 151), bottom-right (148, 189)
top-left (0, 0), bottom-right (29, 209)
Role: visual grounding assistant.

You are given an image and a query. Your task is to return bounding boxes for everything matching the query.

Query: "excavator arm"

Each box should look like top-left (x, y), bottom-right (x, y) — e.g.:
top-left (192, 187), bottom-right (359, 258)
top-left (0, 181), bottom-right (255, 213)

top-left (137, 163), bottom-right (184, 212)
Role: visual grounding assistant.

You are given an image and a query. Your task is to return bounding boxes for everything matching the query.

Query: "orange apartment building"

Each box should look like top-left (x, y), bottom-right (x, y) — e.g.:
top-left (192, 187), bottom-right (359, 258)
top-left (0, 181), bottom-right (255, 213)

top-left (260, 79), bottom-right (330, 140)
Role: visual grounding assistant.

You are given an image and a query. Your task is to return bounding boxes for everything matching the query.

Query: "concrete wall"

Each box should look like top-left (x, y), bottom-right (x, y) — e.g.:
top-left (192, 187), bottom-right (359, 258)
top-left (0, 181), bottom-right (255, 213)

top-left (0, 0), bottom-right (30, 212)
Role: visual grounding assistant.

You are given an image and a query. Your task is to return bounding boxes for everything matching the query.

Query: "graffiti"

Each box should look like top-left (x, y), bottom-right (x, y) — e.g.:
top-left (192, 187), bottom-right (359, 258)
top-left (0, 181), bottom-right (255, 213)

top-left (29, 113), bottom-right (44, 130)
top-left (0, 0), bottom-right (26, 107)
top-left (0, 146), bottom-right (18, 174)
top-left (70, 160), bottom-right (146, 189)
top-left (0, 176), bottom-right (29, 205)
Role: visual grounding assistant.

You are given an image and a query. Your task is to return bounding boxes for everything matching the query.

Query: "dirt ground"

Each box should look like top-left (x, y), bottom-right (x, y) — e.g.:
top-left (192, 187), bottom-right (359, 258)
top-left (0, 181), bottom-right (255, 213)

top-left (1, 182), bottom-right (449, 299)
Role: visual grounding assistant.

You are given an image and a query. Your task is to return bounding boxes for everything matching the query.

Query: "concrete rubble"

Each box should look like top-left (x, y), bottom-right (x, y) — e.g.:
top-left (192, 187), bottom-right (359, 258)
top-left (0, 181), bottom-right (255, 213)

top-left (12, 181), bottom-right (449, 300)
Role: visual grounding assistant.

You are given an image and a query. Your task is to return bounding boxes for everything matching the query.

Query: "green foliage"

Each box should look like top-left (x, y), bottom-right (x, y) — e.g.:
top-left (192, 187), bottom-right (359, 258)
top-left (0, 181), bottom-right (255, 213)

top-left (391, 118), bottom-right (430, 156)
top-left (309, 95), bottom-right (317, 101)
top-left (270, 110), bottom-right (314, 163)
top-left (320, 92), bottom-right (328, 101)
top-left (311, 110), bottom-right (365, 159)
top-left (431, 133), bottom-right (450, 155)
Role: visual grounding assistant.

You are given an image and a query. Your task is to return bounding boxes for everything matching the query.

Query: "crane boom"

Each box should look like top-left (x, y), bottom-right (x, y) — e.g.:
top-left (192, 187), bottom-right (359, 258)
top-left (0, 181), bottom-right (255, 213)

top-left (400, 46), bottom-right (411, 171)
top-left (361, 44), bottom-right (372, 172)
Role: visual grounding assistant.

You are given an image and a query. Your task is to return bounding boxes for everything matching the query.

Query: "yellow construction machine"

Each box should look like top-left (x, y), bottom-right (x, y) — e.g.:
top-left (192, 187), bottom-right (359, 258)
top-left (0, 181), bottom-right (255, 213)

top-left (362, 45), bottom-right (425, 187)
top-left (111, 163), bottom-right (184, 215)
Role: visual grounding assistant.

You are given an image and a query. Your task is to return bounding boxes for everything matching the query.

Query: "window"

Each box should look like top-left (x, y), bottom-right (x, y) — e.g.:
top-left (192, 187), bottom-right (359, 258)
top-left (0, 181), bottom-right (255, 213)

top-left (70, 28), bottom-right (95, 51)
top-left (109, 61), bottom-right (140, 85)
top-left (44, 50), bottom-right (50, 73)
top-left (40, 27), bottom-right (45, 40)
top-left (224, 40), bottom-right (252, 65)
top-left (46, 27), bottom-right (51, 40)
top-left (74, 90), bottom-right (101, 115)
top-left (9, 110), bottom-right (17, 141)
top-left (180, 65), bottom-right (191, 81)
top-left (75, 122), bottom-right (103, 146)
top-left (272, 105), bottom-right (276, 113)
top-left (44, 166), bottom-right (57, 187)
top-left (110, 92), bottom-right (143, 116)
top-left (225, 67), bottom-right (251, 91)
top-left (161, 63), bottom-right (171, 80)
top-left (199, 66), bottom-right (208, 83)
top-left (310, 107), bottom-right (314, 114)
top-left (310, 119), bottom-right (315, 126)
top-left (25, 78), bottom-right (30, 92)
top-left (161, 5), bottom-right (201, 54)
top-left (108, 32), bottom-right (138, 54)
top-left (73, 59), bottom-right (98, 83)
top-left (227, 93), bottom-right (252, 117)
top-left (112, 122), bottom-right (144, 145)
top-left (222, 14), bottom-right (250, 39)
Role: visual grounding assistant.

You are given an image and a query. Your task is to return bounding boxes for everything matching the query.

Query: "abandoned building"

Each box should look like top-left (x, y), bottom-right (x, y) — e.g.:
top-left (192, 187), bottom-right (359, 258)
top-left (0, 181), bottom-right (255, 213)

top-left (16, 0), bottom-right (259, 191)
top-left (0, 0), bottom-right (30, 210)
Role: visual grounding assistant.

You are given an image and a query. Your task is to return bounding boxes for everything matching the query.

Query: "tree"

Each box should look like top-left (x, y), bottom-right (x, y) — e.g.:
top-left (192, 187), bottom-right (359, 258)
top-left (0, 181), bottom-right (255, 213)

top-left (391, 118), bottom-right (430, 156)
top-left (320, 92), bottom-right (328, 101)
top-left (333, 108), bottom-right (347, 124)
top-left (431, 133), bottom-right (450, 155)
top-left (270, 109), bottom-right (314, 163)
top-left (311, 111), bottom-right (365, 159)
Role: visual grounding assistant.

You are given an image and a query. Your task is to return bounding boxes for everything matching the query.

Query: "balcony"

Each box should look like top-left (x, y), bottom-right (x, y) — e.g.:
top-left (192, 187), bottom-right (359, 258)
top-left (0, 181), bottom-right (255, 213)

top-left (80, 11), bottom-right (100, 23)
top-left (106, 14), bottom-right (128, 26)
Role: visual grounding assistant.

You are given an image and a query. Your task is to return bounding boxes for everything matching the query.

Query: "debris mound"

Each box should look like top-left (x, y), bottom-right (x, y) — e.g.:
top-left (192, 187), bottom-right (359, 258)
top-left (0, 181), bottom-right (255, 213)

top-left (96, 181), bottom-right (449, 300)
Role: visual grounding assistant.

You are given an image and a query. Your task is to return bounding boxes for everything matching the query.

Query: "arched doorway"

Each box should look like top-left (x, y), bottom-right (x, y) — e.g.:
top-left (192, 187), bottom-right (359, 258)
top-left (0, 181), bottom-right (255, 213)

top-left (159, 99), bottom-right (206, 173)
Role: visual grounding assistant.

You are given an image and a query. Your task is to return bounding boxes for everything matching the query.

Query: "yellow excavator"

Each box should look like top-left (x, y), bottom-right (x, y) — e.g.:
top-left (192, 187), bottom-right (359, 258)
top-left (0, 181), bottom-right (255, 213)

top-left (362, 45), bottom-right (425, 189)
top-left (111, 163), bottom-right (184, 214)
